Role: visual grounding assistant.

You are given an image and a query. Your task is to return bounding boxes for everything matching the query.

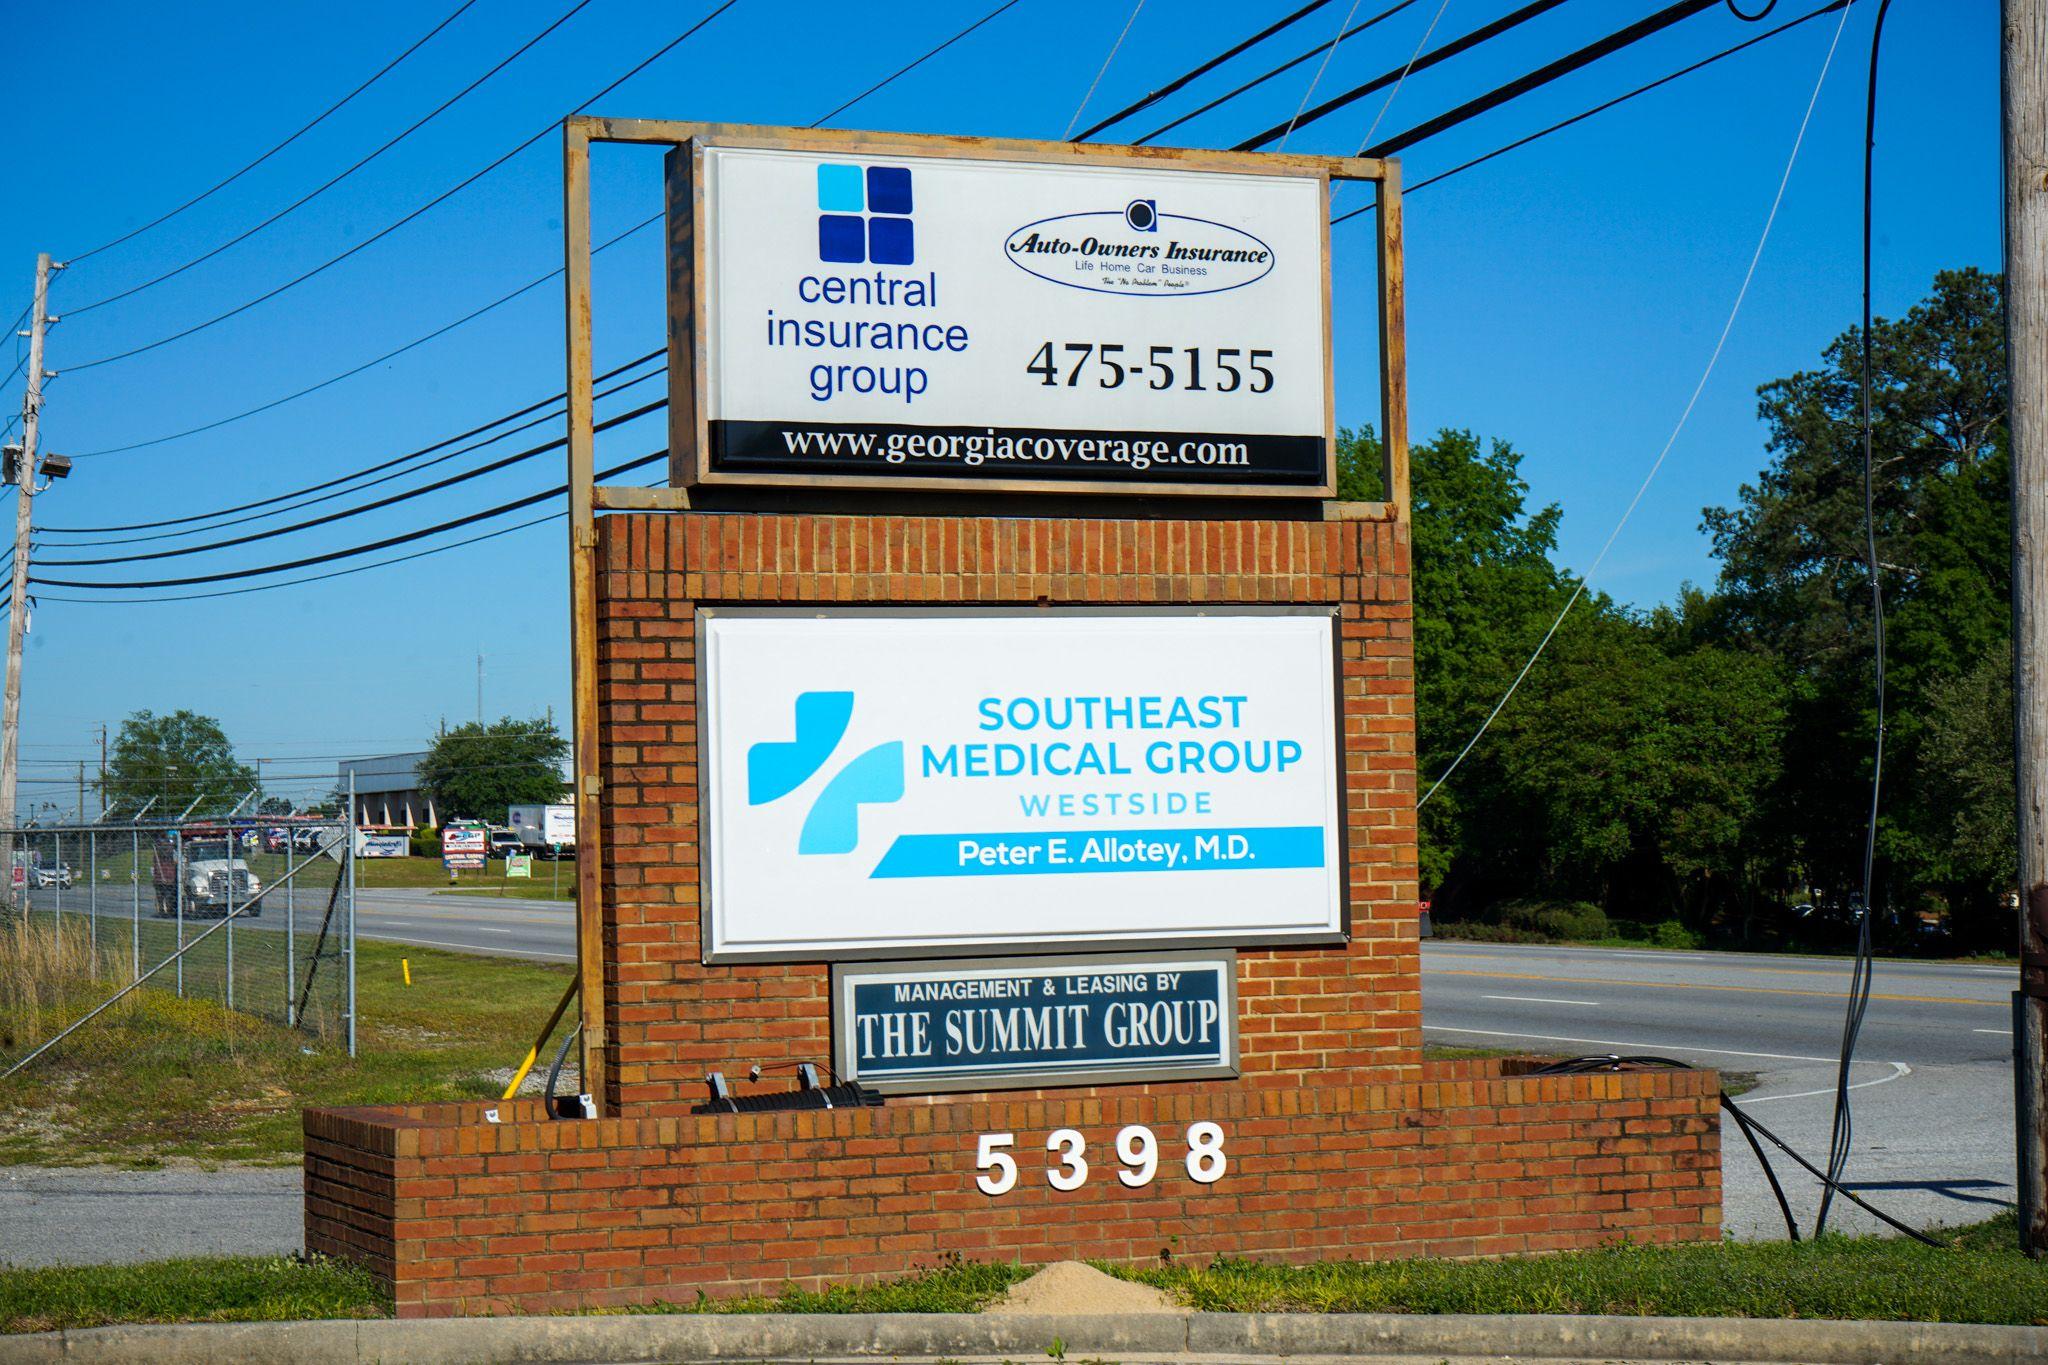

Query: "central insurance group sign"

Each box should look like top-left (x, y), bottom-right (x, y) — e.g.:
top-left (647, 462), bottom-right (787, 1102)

top-left (668, 133), bottom-right (1334, 495)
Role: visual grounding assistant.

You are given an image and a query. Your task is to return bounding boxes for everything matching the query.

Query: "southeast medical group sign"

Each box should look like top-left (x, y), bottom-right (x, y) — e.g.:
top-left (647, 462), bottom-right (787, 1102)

top-left (698, 609), bottom-right (1345, 962)
top-left (667, 131), bottom-right (1333, 495)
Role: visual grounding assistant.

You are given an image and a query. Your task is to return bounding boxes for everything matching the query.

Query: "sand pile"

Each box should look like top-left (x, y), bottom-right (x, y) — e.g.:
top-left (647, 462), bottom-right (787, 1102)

top-left (984, 1260), bottom-right (1181, 1315)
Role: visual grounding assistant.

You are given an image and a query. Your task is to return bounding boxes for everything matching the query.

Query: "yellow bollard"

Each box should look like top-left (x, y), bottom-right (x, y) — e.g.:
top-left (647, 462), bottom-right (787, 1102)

top-left (402, 957), bottom-right (412, 987)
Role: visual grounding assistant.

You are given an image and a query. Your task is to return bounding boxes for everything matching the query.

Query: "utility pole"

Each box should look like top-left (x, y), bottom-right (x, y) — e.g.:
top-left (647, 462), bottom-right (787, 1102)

top-left (2006, 0), bottom-right (2048, 1257)
top-left (97, 723), bottom-right (107, 820)
top-left (476, 651), bottom-right (484, 726)
top-left (2, 253), bottom-right (59, 864)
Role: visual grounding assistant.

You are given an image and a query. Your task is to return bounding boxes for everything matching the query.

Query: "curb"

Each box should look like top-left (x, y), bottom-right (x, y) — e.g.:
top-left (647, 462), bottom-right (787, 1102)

top-left (2, 1311), bottom-right (2045, 1364)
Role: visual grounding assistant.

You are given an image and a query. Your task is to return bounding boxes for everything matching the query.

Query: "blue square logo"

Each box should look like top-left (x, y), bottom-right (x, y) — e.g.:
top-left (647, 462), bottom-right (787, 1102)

top-left (818, 214), bottom-right (866, 263)
top-left (866, 165), bottom-right (912, 215)
top-left (867, 216), bottom-right (914, 266)
top-left (816, 163), bottom-right (864, 213)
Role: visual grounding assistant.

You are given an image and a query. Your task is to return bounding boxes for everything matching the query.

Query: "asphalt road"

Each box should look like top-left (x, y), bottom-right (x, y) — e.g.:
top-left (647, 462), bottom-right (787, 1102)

top-left (1423, 939), bottom-right (2016, 1239)
top-left (2, 897), bottom-right (2018, 1262)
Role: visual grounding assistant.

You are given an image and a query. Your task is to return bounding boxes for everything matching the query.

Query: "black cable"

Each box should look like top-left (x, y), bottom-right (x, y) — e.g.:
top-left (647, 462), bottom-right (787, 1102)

top-left (1815, 0), bottom-right (1893, 1241)
top-left (69, 0), bottom-right (1009, 455)
top-left (44, 359), bottom-right (664, 547)
top-left (67, 0), bottom-right (597, 317)
top-left (810, 0), bottom-right (1028, 128)
top-left (1234, 0), bottom-right (1573, 151)
top-left (1328, 0), bottom-right (1851, 226)
top-left (1073, 0), bottom-right (1346, 142)
top-left (1132, 0), bottom-right (1419, 146)
top-left (1722, 1089), bottom-right (1803, 1242)
top-left (65, 0), bottom-right (743, 374)
top-left (64, 2), bottom-right (479, 267)
top-left (72, 217), bottom-right (665, 460)
top-left (49, 349), bottom-right (663, 534)
top-left (1360, 0), bottom-right (1736, 158)
top-left (31, 446), bottom-right (665, 591)
top-left (38, 397), bottom-right (663, 568)
top-left (544, 1022), bottom-right (583, 1117)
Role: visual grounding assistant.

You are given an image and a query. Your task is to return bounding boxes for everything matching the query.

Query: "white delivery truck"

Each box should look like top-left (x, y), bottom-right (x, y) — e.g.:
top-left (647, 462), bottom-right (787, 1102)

top-left (507, 803), bottom-right (575, 858)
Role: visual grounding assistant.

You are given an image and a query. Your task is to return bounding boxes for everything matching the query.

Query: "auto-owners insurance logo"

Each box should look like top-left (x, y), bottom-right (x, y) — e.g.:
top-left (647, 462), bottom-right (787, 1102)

top-left (1003, 197), bottom-right (1275, 297)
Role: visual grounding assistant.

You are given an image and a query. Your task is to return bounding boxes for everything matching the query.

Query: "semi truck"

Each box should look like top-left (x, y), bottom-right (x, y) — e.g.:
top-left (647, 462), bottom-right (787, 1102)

top-left (507, 803), bottom-right (575, 858)
top-left (152, 829), bottom-right (262, 918)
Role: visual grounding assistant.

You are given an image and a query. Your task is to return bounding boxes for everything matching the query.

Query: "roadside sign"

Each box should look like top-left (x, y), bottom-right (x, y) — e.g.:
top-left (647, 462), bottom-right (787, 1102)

top-left (442, 826), bottom-right (487, 872)
top-left (505, 853), bottom-right (533, 879)
top-left (542, 803), bottom-right (575, 845)
top-left (699, 607), bottom-right (1344, 963)
top-left (670, 130), bottom-right (1334, 497)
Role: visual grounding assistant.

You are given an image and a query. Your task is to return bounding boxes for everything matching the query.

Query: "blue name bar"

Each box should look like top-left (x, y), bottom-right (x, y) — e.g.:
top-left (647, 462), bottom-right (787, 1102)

top-left (867, 825), bottom-right (1323, 879)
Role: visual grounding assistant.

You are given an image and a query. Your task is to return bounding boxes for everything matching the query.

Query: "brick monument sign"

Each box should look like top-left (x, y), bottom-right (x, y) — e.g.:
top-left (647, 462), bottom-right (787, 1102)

top-left (304, 121), bottom-right (1720, 1318)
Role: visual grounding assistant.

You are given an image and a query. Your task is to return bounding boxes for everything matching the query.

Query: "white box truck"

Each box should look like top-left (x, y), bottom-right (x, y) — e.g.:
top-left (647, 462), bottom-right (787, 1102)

top-left (508, 803), bottom-right (575, 858)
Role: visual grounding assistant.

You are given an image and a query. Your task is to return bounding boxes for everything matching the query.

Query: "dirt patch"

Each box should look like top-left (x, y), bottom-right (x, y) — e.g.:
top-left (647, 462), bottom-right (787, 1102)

top-left (983, 1260), bottom-right (1180, 1315)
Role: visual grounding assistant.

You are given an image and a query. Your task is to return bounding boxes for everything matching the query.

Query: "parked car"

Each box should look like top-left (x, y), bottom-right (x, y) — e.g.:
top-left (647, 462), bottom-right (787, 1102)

top-left (29, 862), bottom-right (72, 890)
top-left (488, 829), bottom-right (524, 860)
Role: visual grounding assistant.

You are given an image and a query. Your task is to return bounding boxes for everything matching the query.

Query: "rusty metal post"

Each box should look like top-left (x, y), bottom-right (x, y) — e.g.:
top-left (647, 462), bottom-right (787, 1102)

top-left (2007, 0), bottom-right (2048, 1256)
top-left (563, 118), bottom-right (609, 1113)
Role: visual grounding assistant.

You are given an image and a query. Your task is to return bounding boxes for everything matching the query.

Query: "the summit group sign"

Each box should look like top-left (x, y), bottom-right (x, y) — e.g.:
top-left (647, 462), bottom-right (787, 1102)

top-left (667, 132), bottom-right (1333, 495)
top-left (697, 608), bottom-right (1346, 962)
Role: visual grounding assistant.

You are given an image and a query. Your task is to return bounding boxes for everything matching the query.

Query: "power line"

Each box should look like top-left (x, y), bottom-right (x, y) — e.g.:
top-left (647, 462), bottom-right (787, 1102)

top-left (1129, 0), bottom-right (1417, 146)
top-left (1416, 0), bottom-right (1852, 810)
top-left (50, 348), bottom-right (663, 533)
top-left (71, 216), bottom-right (664, 460)
top-left (1235, 0), bottom-right (1571, 150)
top-left (32, 451), bottom-right (668, 595)
top-left (1360, 0), bottom-right (1742, 159)
top-left (41, 366), bottom-right (663, 556)
top-left (1329, 0), bottom-right (1851, 226)
top-left (64, 1), bottom-right (480, 266)
top-left (811, 0), bottom-right (1028, 128)
top-left (67, 0), bottom-right (597, 317)
top-left (36, 396), bottom-right (665, 568)
top-left (1063, 0), bottom-right (1151, 140)
top-left (1072, 0), bottom-right (1343, 142)
top-left (65, 0), bottom-right (744, 374)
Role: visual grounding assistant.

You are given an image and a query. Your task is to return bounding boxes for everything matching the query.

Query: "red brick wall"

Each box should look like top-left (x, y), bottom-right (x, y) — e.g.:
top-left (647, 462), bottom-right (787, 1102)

top-left (305, 1059), bottom-right (1721, 1317)
top-left (594, 511), bottom-right (1418, 1111)
top-left (304, 506), bottom-right (1721, 1316)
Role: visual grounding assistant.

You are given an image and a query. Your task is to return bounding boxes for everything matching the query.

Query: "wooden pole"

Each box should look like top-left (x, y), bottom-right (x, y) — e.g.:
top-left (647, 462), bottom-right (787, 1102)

top-left (1, 254), bottom-right (55, 865)
top-left (2005, 0), bottom-right (2048, 1257)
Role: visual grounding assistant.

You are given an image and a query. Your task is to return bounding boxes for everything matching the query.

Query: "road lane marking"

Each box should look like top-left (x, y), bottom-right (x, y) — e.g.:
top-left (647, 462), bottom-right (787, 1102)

top-left (1740, 1061), bottom-right (1912, 1106)
top-left (354, 932), bottom-right (573, 961)
top-left (1482, 994), bottom-right (1598, 1007)
top-left (1433, 967), bottom-right (2001, 1008)
top-left (1425, 1024), bottom-right (1893, 1067)
top-left (1975, 1028), bottom-right (2008, 1035)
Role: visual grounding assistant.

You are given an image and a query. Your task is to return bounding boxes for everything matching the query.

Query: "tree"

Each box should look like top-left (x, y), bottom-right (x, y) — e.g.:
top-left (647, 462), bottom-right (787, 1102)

top-left (418, 716), bottom-right (569, 824)
top-left (256, 795), bottom-right (295, 817)
top-left (99, 710), bottom-right (257, 817)
top-left (1702, 267), bottom-right (2011, 921)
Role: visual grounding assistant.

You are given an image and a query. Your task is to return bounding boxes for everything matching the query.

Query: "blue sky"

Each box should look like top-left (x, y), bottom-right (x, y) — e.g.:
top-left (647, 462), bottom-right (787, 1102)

top-left (0, 0), bottom-right (2001, 809)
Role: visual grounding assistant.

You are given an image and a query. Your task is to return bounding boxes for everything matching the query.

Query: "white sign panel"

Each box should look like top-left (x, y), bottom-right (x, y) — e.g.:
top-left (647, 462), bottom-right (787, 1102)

top-left (689, 142), bottom-right (1330, 492)
top-left (542, 803), bottom-right (575, 845)
top-left (700, 610), bottom-right (1344, 962)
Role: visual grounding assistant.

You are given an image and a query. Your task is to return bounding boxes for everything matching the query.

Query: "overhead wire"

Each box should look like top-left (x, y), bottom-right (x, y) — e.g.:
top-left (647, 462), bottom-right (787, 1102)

top-left (64, 0), bottom-right (744, 374)
top-left (1234, 0), bottom-right (1572, 150)
top-left (1072, 0), bottom-right (1342, 142)
top-left (1354, 0), bottom-right (1455, 152)
top-left (1276, 0), bottom-right (1375, 153)
top-left (67, 0), bottom-right (599, 317)
top-left (64, 1), bottom-right (480, 267)
top-left (70, 0), bottom-right (1029, 460)
top-left (1328, 0), bottom-right (1852, 226)
top-left (1415, 0), bottom-right (1854, 810)
top-left (1064, 0), bottom-right (1152, 140)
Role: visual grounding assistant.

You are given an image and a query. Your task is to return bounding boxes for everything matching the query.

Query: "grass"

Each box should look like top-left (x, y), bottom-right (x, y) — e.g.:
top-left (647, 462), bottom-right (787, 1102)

top-left (353, 854), bottom-right (574, 902)
top-left (5, 1218), bottom-right (2043, 1334)
top-left (1103, 1213), bottom-right (2048, 1325)
top-left (0, 917), bottom-right (568, 1166)
top-left (0, 1255), bottom-right (387, 1334)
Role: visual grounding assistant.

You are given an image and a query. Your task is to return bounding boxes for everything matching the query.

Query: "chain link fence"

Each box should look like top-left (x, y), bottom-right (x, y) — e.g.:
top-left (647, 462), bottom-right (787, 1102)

top-left (1, 814), bottom-right (357, 1062)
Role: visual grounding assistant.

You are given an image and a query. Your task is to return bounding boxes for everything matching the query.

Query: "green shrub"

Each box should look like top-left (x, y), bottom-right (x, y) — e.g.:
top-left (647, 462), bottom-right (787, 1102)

top-left (408, 827), bottom-right (439, 859)
top-left (1497, 899), bottom-right (1610, 942)
top-left (1651, 919), bottom-right (1704, 950)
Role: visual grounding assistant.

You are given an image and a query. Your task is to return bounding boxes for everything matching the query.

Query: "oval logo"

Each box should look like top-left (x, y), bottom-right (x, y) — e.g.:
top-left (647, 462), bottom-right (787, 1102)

top-left (1002, 210), bottom-right (1276, 298)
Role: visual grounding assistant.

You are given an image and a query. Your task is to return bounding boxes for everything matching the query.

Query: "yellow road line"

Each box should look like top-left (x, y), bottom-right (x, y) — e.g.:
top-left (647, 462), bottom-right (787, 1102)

top-left (1434, 967), bottom-right (2001, 1008)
